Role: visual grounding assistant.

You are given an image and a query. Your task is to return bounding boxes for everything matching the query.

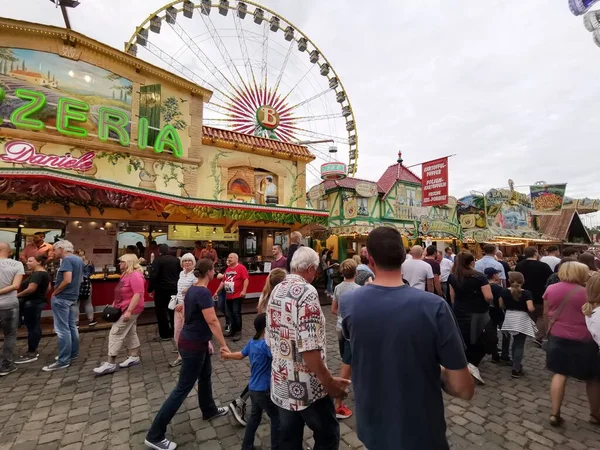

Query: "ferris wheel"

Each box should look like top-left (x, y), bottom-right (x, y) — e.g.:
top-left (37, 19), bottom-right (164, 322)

top-left (125, 0), bottom-right (358, 185)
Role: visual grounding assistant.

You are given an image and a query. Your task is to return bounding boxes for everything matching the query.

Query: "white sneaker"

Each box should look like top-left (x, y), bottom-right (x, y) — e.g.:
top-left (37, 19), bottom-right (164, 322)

top-left (230, 398), bottom-right (247, 426)
top-left (467, 363), bottom-right (485, 385)
top-left (119, 356), bottom-right (140, 368)
top-left (144, 438), bottom-right (177, 450)
top-left (93, 362), bottom-right (117, 375)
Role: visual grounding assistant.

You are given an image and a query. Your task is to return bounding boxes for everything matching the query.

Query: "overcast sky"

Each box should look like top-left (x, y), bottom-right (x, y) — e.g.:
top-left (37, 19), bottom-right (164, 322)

top-left (3, 0), bottom-right (600, 205)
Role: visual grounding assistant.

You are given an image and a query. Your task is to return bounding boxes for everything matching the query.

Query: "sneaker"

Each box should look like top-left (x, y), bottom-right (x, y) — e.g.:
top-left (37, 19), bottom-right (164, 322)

top-left (533, 339), bottom-right (543, 348)
top-left (232, 332), bottom-right (241, 342)
top-left (88, 320), bottom-right (98, 327)
top-left (15, 352), bottom-right (39, 364)
top-left (169, 359), bottom-right (182, 368)
top-left (171, 348), bottom-right (179, 353)
top-left (55, 355), bottom-right (78, 361)
top-left (0, 365), bottom-right (17, 376)
top-left (144, 438), bottom-right (177, 450)
top-left (511, 369), bottom-right (524, 378)
top-left (119, 356), bottom-right (141, 369)
top-left (204, 406), bottom-right (229, 421)
top-left (230, 399), bottom-right (247, 426)
top-left (467, 363), bottom-right (485, 385)
top-left (93, 362), bottom-right (117, 375)
top-left (335, 404), bottom-right (353, 419)
top-left (42, 362), bottom-right (70, 372)
top-left (152, 337), bottom-right (172, 343)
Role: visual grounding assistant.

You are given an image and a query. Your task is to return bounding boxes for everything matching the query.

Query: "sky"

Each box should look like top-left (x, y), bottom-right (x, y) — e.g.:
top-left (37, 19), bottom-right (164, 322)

top-left (3, 0), bottom-right (600, 207)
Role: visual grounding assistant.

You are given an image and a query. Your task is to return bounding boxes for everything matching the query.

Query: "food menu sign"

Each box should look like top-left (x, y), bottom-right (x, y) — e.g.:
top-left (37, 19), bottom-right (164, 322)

top-left (167, 225), bottom-right (238, 241)
top-left (529, 184), bottom-right (567, 215)
top-left (421, 157), bottom-right (448, 207)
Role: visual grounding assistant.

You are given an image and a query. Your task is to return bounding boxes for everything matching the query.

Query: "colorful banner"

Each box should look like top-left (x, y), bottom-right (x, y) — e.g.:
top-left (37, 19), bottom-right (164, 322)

top-left (530, 184), bottom-right (567, 215)
top-left (421, 157), bottom-right (448, 207)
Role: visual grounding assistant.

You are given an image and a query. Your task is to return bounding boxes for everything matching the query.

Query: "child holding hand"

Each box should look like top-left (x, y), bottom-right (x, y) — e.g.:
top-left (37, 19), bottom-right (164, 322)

top-left (222, 313), bottom-right (280, 450)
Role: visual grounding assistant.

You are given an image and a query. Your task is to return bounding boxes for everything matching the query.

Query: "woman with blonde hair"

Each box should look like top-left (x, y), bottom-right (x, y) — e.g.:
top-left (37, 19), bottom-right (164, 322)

top-left (500, 272), bottom-right (536, 378)
top-left (543, 261), bottom-right (600, 426)
top-left (170, 253), bottom-right (197, 368)
top-left (230, 268), bottom-right (287, 427)
top-left (93, 253), bottom-right (145, 375)
top-left (256, 268), bottom-right (287, 314)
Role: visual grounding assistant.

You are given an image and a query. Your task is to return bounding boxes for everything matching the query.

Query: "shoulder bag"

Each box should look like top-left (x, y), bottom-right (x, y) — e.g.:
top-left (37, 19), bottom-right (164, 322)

top-left (542, 286), bottom-right (584, 351)
top-left (102, 305), bottom-right (122, 323)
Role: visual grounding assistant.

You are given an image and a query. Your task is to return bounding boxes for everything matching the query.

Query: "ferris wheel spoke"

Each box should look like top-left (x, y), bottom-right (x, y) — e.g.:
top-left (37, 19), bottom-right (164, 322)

top-left (306, 164), bottom-right (322, 181)
top-left (261, 20), bottom-right (269, 89)
top-left (306, 144), bottom-right (335, 161)
top-left (281, 88), bottom-right (333, 115)
top-left (159, 11), bottom-right (242, 101)
top-left (278, 64), bottom-right (316, 105)
top-left (138, 36), bottom-right (235, 110)
top-left (195, 9), bottom-right (249, 94)
top-left (292, 128), bottom-right (349, 145)
top-left (288, 112), bottom-right (345, 124)
top-left (232, 8), bottom-right (258, 88)
top-left (273, 40), bottom-right (294, 95)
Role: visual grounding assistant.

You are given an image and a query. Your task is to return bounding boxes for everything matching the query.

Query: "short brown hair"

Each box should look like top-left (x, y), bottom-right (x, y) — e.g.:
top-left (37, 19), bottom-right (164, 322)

top-left (524, 246), bottom-right (538, 258)
top-left (483, 244), bottom-right (496, 255)
top-left (340, 258), bottom-right (357, 279)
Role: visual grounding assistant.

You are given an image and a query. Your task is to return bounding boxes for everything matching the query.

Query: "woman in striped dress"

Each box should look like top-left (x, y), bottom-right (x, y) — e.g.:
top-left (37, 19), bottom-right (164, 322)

top-left (500, 272), bottom-right (536, 378)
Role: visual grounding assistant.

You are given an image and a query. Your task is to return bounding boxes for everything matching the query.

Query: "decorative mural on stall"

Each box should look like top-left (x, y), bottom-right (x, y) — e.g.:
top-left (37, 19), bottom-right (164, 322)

top-left (227, 165), bottom-right (279, 205)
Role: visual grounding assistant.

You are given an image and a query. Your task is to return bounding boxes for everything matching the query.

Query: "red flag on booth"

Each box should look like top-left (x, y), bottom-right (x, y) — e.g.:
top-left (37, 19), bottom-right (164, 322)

top-left (421, 157), bottom-right (448, 207)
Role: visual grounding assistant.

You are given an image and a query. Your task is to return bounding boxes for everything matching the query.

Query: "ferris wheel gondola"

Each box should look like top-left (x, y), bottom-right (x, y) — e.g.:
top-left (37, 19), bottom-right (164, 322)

top-left (125, 0), bottom-right (358, 184)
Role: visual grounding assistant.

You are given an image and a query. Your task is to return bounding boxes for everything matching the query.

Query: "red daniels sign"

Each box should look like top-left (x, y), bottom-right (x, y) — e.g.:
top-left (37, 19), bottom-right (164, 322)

top-left (421, 157), bottom-right (449, 207)
top-left (0, 140), bottom-right (95, 172)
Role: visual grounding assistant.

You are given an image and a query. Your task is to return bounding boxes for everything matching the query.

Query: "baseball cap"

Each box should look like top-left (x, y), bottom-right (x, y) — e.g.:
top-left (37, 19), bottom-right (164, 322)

top-left (484, 267), bottom-right (502, 279)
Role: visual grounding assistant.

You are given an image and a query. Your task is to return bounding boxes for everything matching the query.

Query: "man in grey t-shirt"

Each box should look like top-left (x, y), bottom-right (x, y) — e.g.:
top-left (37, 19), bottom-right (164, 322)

top-left (0, 242), bottom-right (25, 376)
top-left (43, 240), bottom-right (83, 372)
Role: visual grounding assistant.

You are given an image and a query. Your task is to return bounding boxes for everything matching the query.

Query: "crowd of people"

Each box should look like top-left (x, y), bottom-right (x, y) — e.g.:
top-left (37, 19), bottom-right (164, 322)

top-left (2, 229), bottom-right (600, 449)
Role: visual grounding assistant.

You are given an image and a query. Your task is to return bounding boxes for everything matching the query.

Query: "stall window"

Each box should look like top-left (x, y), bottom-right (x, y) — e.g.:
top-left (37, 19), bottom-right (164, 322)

top-left (319, 198), bottom-right (328, 211)
top-left (357, 197), bottom-right (369, 216)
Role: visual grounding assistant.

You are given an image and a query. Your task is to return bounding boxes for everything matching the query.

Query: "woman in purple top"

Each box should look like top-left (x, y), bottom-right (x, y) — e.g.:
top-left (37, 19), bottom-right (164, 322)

top-left (543, 261), bottom-right (600, 427)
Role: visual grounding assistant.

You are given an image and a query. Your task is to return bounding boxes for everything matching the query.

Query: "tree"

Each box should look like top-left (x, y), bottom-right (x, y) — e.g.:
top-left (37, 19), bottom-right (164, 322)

top-left (161, 96), bottom-right (187, 130)
top-left (21, 60), bottom-right (25, 71)
top-left (47, 70), bottom-right (51, 80)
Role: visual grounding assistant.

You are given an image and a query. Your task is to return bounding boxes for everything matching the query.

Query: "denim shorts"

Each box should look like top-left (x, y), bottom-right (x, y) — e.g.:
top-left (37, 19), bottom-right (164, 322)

top-left (337, 333), bottom-right (352, 365)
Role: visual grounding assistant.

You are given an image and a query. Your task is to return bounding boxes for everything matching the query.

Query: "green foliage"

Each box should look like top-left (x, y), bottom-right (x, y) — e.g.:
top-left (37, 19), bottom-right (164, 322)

top-left (161, 96), bottom-right (187, 130)
top-left (276, 161), bottom-right (305, 207)
top-left (208, 151), bottom-right (230, 200)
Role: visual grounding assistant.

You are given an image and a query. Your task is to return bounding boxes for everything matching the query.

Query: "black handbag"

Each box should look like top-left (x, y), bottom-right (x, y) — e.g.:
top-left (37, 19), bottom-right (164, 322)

top-left (102, 305), bottom-right (122, 323)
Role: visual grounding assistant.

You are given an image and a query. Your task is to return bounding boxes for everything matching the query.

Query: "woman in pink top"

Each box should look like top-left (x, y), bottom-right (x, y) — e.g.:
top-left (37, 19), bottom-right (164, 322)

top-left (544, 262), bottom-right (599, 427)
top-left (93, 254), bottom-right (146, 375)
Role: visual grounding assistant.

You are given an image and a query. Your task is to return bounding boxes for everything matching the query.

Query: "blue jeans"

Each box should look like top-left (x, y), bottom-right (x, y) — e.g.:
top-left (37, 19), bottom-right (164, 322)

top-left (0, 306), bottom-right (19, 367)
top-left (225, 297), bottom-right (242, 334)
top-left (278, 396), bottom-right (339, 450)
top-left (243, 391), bottom-right (281, 450)
top-left (326, 269), bottom-right (334, 295)
top-left (146, 347), bottom-right (219, 443)
top-left (23, 301), bottom-right (45, 353)
top-left (512, 333), bottom-right (527, 372)
top-left (51, 296), bottom-right (79, 366)
top-left (218, 290), bottom-right (228, 326)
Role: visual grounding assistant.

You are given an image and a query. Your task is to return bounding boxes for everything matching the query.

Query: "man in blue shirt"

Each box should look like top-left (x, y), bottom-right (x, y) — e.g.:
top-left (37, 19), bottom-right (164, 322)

top-left (43, 240), bottom-right (83, 372)
top-left (340, 227), bottom-right (473, 450)
top-left (474, 244), bottom-right (506, 287)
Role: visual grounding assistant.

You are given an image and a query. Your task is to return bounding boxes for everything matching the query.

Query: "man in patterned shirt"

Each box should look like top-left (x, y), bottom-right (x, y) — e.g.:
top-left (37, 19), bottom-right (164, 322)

top-left (266, 246), bottom-right (349, 449)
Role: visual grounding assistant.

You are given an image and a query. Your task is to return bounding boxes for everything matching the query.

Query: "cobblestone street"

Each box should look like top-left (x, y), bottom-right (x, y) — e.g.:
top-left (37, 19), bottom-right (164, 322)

top-left (1, 309), bottom-right (600, 450)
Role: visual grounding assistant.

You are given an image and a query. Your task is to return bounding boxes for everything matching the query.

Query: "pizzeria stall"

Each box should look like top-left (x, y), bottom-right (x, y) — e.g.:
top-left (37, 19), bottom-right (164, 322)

top-left (0, 19), bottom-right (326, 316)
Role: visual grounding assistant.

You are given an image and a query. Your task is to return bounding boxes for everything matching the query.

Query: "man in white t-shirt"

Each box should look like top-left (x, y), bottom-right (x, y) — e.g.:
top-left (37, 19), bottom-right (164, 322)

top-left (540, 245), bottom-right (561, 272)
top-left (0, 242), bottom-right (25, 376)
top-left (437, 250), bottom-right (453, 301)
top-left (401, 246), bottom-right (433, 291)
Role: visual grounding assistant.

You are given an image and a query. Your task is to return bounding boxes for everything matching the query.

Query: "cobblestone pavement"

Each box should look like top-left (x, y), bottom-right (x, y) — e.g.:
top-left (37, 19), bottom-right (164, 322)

top-left (1, 309), bottom-right (600, 450)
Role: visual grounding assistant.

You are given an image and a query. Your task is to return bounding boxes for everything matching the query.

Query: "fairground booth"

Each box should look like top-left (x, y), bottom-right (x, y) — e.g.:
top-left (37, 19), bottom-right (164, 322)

top-left (307, 152), bottom-right (462, 260)
top-left (0, 18), bottom-right (327, 314)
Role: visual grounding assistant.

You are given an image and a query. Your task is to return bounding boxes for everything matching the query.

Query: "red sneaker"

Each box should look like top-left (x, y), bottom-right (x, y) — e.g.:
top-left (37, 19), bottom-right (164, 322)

top-left (336, 404), bottom-right (353, 419)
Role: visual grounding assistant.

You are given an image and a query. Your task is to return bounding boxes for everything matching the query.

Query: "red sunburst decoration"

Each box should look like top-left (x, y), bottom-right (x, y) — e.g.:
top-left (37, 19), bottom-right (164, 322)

top-left (223, 82), bottom-right (297, 141)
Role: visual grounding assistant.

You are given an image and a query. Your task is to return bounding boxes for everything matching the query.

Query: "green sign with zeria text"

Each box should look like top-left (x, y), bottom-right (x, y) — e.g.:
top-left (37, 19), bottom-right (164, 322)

top-left (0, 87), bottom-right (183, 158)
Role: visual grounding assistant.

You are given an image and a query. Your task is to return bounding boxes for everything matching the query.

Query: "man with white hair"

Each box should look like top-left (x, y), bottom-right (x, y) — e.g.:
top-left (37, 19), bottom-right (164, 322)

top-left (0, 242), bottom-right (24, 376)
top-left (43, 240), bottom-right (83, 372)
top-left (401, 246), bottom-right (434, 291)
top-left (266, 246), bottom-right (349, 449)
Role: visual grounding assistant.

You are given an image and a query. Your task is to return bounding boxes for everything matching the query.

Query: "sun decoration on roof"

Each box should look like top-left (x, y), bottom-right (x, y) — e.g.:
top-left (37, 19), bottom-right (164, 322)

top-left (227, 84), bottom-right (296, 141)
